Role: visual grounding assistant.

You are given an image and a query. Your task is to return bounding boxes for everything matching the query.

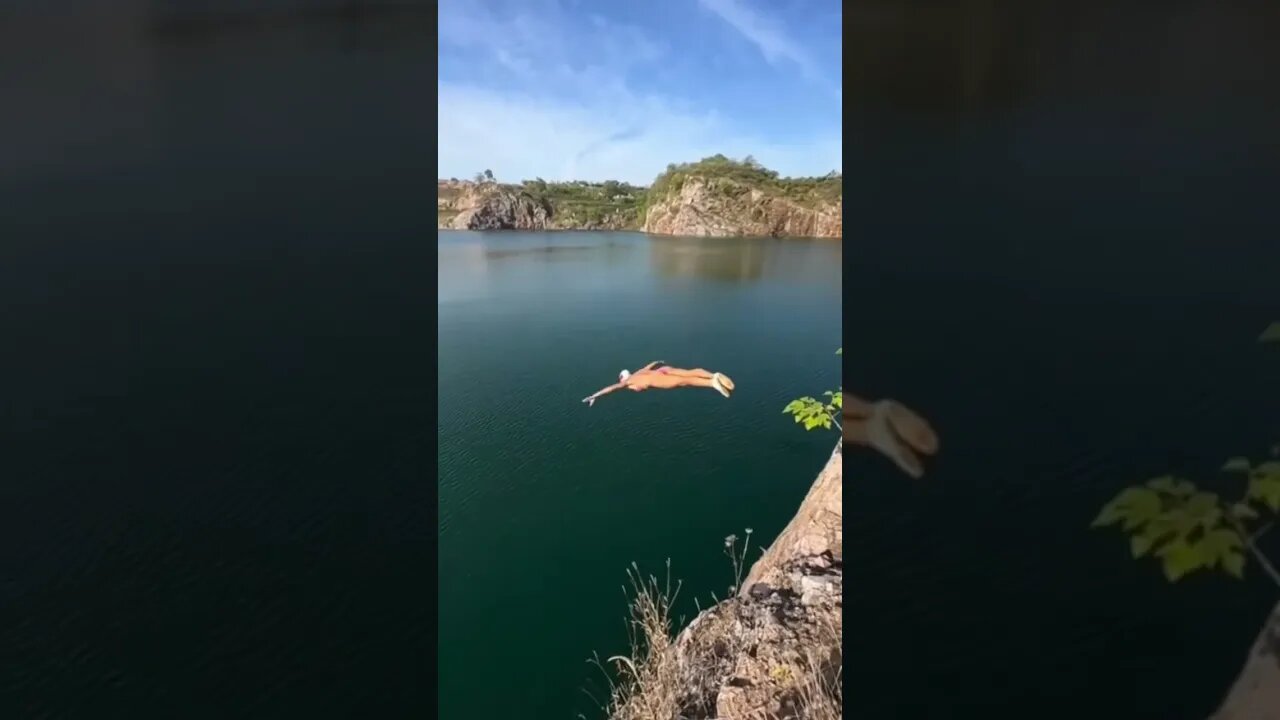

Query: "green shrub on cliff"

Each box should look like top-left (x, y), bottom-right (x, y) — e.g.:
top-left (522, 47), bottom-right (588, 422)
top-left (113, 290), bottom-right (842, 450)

top-left (645, 155), bottom-right (842, 214)
top-left (782, 348), bottom-right (843, 433)
top-left (1092, 325), bottom-right (1280, 585)
top-left (513, 178), bottom-right (646, 228)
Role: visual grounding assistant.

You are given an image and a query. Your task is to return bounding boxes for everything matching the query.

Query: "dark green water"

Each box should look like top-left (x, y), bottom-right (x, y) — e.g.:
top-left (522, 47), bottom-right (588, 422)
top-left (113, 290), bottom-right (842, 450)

top-left (0, 5), bottom-right (436, 716)
top-left (847, 4), bottom-right (1280, 714)
top-left (437, 231), bottom-right (841, 719)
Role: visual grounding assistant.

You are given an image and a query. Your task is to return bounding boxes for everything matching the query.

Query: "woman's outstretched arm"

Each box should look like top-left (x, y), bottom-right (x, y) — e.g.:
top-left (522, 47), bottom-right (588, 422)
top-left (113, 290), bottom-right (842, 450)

top-left (582, 382), bottom-right (625, 407)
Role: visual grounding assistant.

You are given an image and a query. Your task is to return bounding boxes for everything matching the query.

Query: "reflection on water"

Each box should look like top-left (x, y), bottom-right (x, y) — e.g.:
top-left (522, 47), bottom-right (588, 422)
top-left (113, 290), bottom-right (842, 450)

top-left (649, 237), bottom-right (765, 282)
top-left (483, 243), bottom-right (629, 260)
top-left (648, 236), bottom-right (841, 287)
top-left (438, 231), bottom-right (843, 306)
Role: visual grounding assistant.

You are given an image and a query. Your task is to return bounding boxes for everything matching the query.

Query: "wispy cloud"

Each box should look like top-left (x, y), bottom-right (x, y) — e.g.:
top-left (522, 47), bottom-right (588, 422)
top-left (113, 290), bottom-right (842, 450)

top-left (438, 0), bottom-right (841, 185)
top-left (697, 0), bottom-right (839, 98)
top-left (698, 0), bottom-right (814, 78)
top-left (438, 84), bottom-right (840, 185)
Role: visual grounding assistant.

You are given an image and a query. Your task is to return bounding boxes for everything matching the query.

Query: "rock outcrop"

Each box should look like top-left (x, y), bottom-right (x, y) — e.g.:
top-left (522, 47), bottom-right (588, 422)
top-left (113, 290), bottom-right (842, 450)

top-left (624, 443), bottom-right (842, 720)
top-left (1211, 601), bottom-right (1280, 720)
top-left (437, 180), bottom-right (642, 231)
top-left (437, 181), bottom-right (553, 230)
top-left (642, 178), bottom-right (842, 239)
top-left (438, 157), bottom-right (843, 238)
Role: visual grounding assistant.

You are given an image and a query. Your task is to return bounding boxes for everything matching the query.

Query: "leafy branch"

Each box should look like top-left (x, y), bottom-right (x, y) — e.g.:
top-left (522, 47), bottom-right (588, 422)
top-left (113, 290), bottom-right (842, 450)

top-left (1092, 324), bottom-right (1280, 585)
top-left (1091, 465), bottom-right (1280, 584)
top-left (782, 348), bottom-right (843, 432)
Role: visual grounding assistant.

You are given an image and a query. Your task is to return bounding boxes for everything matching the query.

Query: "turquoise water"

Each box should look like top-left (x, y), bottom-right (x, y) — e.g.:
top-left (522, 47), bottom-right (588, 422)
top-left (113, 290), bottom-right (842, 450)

top-left (437, 231), bottom-right (842, 719)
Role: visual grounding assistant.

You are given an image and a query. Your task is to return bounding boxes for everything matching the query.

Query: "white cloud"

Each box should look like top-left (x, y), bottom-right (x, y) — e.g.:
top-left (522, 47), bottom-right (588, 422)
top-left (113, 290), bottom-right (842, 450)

top-left (698, 0), bottom-right (813, 76)
top-left (438, 84), bottom-right (840, 185)
top-left (437, 0), bottom-right (841, 185)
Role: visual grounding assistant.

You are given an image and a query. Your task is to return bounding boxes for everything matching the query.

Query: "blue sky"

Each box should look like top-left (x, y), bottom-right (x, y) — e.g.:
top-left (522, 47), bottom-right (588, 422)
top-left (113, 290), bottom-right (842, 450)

top-left (439, 0), bottom-right (842, 185)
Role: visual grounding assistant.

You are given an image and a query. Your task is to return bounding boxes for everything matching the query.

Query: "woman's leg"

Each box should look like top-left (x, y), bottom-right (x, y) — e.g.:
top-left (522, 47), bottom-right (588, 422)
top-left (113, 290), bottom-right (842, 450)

top-left (662, 367), bottom-right (714, 379)
top-left (665, 367), bottom-right (736, 391)
top-left (650, 375), bottom-right (732, 397)
top-left (844, 392), bottom-right (874, 419)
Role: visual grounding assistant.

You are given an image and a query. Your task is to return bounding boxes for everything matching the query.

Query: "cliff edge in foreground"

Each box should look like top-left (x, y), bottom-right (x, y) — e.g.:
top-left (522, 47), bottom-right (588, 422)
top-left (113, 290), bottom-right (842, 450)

top-left (1211, 602), bottom-right (1280, 720)
top-left (610, 442), bottom-right (842, 720)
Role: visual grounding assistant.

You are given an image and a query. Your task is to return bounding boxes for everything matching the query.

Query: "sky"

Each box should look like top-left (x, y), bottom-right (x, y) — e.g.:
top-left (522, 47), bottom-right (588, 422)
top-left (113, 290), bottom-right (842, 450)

top-left (438, 0), bottom-right (842, 185)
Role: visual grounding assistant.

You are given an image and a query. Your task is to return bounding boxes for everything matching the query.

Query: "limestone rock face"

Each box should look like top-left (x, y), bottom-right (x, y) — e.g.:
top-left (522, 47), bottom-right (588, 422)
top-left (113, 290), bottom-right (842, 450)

top-left (642, 177), bottom-right (842, 239)
top-left (438, 181), bottom-right (553, 230)
top-left (634, 443), bottom-right (843, 720)
top-left (1211, 601), bottom-right (1280, 720)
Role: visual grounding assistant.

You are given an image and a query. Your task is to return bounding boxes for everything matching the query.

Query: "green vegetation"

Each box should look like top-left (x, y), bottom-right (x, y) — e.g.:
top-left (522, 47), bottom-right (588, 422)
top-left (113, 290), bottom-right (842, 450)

top-left (1092, 325), bottom-right (1280, 585)
top-left (514, 178), bottom-right (648, 228)
top-left (783, 348), bottom-right (843, 433)
top-left (646, 155), bottom-right (842, 215)
top-left (442, 154), bottom-right (841, 230)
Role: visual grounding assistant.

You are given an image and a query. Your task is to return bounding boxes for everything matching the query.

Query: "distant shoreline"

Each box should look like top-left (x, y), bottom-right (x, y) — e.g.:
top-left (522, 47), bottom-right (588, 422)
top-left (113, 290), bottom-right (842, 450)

top-left (438, 155), bottom-right (842, 239)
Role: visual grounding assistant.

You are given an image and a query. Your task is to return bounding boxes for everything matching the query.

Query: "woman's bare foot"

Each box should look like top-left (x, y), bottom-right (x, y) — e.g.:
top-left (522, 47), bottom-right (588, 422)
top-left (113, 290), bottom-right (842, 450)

top-left (864, 402), bottom-right (926, 479)
top-left (883, 401), bottom-right (939, 456)
top-left (843, 396), bottom-right (939, 479)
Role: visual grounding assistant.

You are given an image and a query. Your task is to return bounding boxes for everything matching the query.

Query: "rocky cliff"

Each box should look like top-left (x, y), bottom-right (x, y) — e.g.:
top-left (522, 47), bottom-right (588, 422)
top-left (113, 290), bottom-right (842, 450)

top-left (1211, 602), bottom-right (1280, 720)
top-left (609, 443), bottom-right (842, 720)
top-left (437, 179), bottom-right (641, 231)
top-left (642, 176), bottom-right (842, 239)
top-left (438, 156), bottom-right (842, 238)
top-left (437, 180), bottom-right (554, 230)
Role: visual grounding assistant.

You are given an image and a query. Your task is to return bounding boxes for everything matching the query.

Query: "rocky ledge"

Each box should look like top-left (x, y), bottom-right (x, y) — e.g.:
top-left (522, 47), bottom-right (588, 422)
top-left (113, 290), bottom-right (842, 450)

top-left (1211, 601), bottom-right (1280, 720)
top-left (437, 181), bottom-right (553, 230)
top-left (614, 443), bottom-right (842, 720)
top-left (642, 177), bottom-right (842, 239)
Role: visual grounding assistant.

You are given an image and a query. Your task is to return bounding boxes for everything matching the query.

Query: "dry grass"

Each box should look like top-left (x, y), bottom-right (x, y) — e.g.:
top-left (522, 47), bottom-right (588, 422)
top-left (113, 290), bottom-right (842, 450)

top-left (587, 561), bottom-right (683, 720)
top-left (791, 613), bottom-right (843, 720)
top-left (586, 546), bottom-right (843, 720)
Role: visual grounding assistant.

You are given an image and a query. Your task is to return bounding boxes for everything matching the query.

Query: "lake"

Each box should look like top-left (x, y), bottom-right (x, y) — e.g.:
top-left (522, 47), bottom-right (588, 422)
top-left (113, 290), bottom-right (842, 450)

top-left (437, 230), bottom-right (842, 718)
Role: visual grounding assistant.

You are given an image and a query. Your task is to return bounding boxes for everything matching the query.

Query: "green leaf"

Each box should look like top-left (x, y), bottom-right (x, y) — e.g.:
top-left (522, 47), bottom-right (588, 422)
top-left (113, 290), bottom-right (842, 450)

top-left (1092, 487), bottom-right (1162, 529)
top-left (1247, 462), bottom-right (1280, 512)
top-left (1157, 540), bottom-right (1206, 582)
top-left (1142, 508), bottom-right (1197, 545)
top-left (1200, 528), bottom-right (1244, 567)
top-left (1222, 550), bottom-right (1246, 579)
top-left (1231, 502), bottom-right (1260, 520)
top-left (1092, 504), bottom-right (1123, 528)
top-left (1147, 476), bottom-right (1195, 496)
top-left (835, 348), bottom-right (843, 355)
top-left (829, 393), bottom-right (842, 410)
top-left (1130, 533), bottom-right (1156, 558)
top-left (1221, 457), bottom-right (1252, 473)
top-left (1185, 492), bottom-right (1223, 528)
top-left (1259, 322), bottom-right (1280, 343)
